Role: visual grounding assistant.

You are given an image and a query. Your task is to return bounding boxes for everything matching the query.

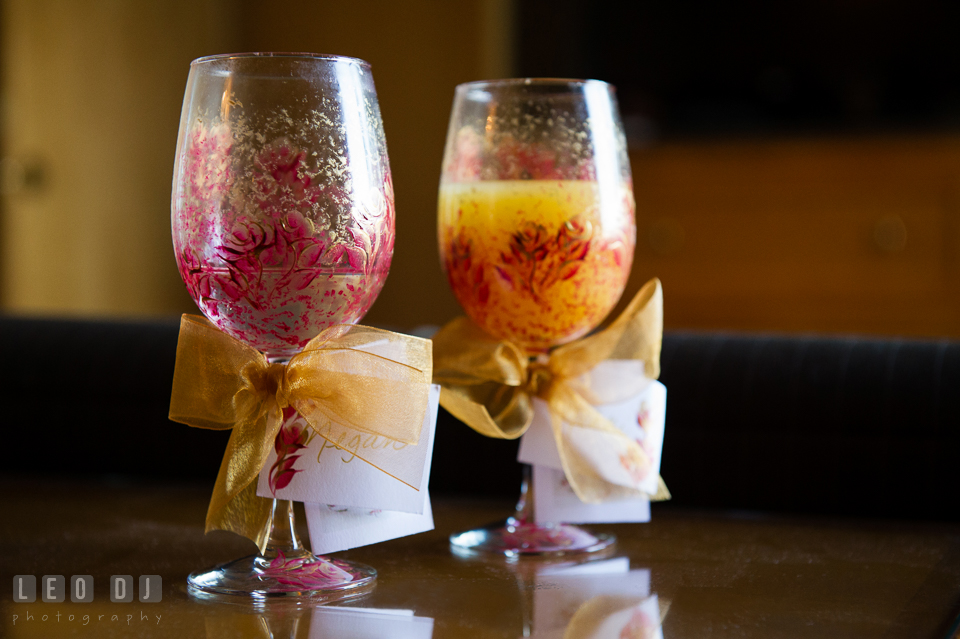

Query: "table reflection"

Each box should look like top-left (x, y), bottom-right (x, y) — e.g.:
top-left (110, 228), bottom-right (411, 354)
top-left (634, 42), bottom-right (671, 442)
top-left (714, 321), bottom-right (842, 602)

top-left (524, 557), bottom-right (663, 639)
top-left (203, 601), bottom-right (434, 639)
top-left (194, 555), bottom-right (662, 639)
top-left (507, 556), bottom-right (666, 639)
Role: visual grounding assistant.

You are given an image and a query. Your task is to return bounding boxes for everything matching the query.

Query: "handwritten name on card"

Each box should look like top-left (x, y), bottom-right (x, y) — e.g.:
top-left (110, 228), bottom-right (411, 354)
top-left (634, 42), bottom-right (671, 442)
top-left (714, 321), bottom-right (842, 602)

top-left (257, 385), bottom-right (440, 515)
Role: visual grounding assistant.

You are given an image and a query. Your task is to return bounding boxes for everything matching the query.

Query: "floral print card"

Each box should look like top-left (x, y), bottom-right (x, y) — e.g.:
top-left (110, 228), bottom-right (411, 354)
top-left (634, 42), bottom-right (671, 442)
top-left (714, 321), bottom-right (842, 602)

top-left (256, 384), bottom-right (440, 515)
top-left (532, 464), bottom-right (652, 524)
top-left (531, 563), bottom-right (662, 639)
top-left (304, 493), bottom-right (435, 556)
top-left (518, 371), bottom-right (667, 499)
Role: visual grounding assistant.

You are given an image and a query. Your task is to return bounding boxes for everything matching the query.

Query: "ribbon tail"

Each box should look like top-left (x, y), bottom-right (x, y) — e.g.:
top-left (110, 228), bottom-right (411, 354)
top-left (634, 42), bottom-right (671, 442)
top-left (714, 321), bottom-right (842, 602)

top-left (205, 471), bottom-right (274, 554)
top-left (204, 407), bottom-right (283, 554)
top-left (655, 475), bottom-right (671, 501)
top-left (550, 278), bottom-right (663, 380)
top-left (545, 383), bottom-right (670, 504)
top-left (563, 594), bottom-right (664, 639)
top-left (438, 385), bottom-right (534, 440)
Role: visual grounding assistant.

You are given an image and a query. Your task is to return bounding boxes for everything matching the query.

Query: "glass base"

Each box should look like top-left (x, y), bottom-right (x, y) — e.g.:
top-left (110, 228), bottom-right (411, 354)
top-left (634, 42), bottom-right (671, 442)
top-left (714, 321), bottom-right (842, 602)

top-left (449, 519), bottom-right (616, 558)
top-left (187, 550), bottom-right (376, 601)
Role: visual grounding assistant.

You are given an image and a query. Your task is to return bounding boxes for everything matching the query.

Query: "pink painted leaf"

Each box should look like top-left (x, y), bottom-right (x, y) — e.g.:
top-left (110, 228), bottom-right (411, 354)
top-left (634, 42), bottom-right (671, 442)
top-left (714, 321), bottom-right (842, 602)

top-left (273, 470), bottom-right (301, 491)
top-left (259, 551), bottom-right (354, 589)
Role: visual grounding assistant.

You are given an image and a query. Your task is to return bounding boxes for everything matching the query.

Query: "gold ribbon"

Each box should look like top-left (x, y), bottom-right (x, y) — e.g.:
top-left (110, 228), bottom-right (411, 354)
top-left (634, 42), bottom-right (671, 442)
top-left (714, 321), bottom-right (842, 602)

top-left (563, 594), bottom-right (668, 639)
top-left (433, 278), bottom-right (669, 504)
top-left (169, 314), bottom-right (433, 553)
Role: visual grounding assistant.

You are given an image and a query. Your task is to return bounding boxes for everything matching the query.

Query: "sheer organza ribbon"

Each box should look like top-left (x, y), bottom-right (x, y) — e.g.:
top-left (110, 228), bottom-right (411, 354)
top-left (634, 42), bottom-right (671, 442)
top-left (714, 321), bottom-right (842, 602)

top-left (169, 315), bottom-right (433, 553)
top-left (433, 278), bottom-right (670, 504)
top-left (562, 594), bottom-right (668, 639)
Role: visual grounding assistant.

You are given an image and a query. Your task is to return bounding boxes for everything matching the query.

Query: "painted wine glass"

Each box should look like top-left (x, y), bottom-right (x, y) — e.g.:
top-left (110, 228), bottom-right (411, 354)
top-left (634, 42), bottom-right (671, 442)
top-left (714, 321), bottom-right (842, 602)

top-left (439, 79), bottom-right (636, 555)
top-left (172, 53), bottom-right (394, 596)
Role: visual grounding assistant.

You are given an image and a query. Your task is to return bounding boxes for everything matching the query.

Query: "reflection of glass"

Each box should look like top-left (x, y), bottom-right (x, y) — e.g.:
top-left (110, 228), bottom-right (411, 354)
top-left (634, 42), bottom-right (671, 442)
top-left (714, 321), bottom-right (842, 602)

top-left (172, 53), bottom-right (394, 598)
top-left (439, 79), bottom-right (635, 555)
top-left (204, 602), bottom-right (434, 639)
top-left (518, 559), bottom-right (664, 639)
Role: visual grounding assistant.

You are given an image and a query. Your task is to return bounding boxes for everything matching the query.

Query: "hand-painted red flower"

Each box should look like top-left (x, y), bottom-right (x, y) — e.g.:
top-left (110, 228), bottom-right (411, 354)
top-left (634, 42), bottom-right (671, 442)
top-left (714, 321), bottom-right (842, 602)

top-left (619, 447), bottom-right (651, 486)
top-left (269, 408), bottom-right (312, 494)
top-left (223, 219), bottom-right (275, 254)
top-left (493, 217), bottom-right (594, 298)
top-left (176, 132), bottom-right (395, 354)
top-left (260, 551), bottom-right (354, 589)
top-left (510, 222), bottom-right (551, 262)
top-left (552, 217), bottom-right (592, 282)
top-left (444, 227), bottom-right (489, 304)
top-left (557, 218), bottom-right (591, 257)
top-left (281, 210), bottom-right (314, 240)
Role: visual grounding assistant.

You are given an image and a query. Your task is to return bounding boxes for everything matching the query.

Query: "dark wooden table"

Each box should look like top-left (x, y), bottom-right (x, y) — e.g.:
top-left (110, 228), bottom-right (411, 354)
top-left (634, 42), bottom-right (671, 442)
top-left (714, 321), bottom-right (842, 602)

top-left (2, 477), bottom-right (959, 638)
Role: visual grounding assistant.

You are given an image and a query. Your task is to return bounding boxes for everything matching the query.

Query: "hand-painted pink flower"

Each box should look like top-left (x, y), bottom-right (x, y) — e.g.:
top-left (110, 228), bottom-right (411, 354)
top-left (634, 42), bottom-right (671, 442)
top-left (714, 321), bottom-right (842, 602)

top-left (323, 241), bottom-right (366, 271)
top-left (179, 246), bottom-right (201, 271)
top-left (230, 252), bottom-right (260, 278)
top-left (261, 551), bottom-right (353, 588)
top-left (619, 448), bottom-right (651, 485)
top-left (269, 411), bottom-right (313, 494)
top-left (257, 231), bottom-right (290, 268)
top-left (296, 240), bottom-right (325, 269)
top-left (281, 211), bottom-right (313, 240)
top-left (195, 272), bottom-right (213, 299)
top-left (512, 223), bottom-right (549, 258)
top-left (213, 270), bottom-right (246, 301)
top-left (216, 219), bottom-right (274, 261)
top-left (270, 457), bottom-right (302, 491)
top-left (276, 426), bottom-right (303, 452)
top-left (287, 240), bottom-right (326, 290)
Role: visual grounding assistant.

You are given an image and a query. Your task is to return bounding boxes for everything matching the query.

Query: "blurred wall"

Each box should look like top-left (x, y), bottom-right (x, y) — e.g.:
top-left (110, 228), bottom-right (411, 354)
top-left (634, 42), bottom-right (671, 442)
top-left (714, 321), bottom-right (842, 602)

top-left (0, 0), bottom-right (507, 327)
top-left (1, 0), bottom-right (239, 316)
top-left (621, 136), bottom-right (960, 337)
top-left (2, 0), bottom-right (958, 338)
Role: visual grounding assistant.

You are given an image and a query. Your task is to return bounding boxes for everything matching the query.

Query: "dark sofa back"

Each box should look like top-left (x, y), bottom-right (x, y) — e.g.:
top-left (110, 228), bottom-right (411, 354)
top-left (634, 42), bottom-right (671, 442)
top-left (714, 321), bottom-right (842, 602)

top-left (2, 316), bottom-right (957, 520)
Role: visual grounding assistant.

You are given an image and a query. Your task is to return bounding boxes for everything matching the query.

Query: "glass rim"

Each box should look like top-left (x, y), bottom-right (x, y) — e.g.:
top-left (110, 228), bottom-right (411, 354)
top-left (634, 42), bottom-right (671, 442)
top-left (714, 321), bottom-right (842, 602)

top-left (456, 77), bottom-right (613, 91)
top-left (191, 52), bottom-right (371, 68)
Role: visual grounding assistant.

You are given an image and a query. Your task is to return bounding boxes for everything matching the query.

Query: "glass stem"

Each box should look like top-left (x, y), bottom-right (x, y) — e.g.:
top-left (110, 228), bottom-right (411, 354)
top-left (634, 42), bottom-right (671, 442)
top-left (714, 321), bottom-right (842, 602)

top-left (510, 464), bottom-right (534, 526)
top-left (259, 357), bottom-right (313, 562)
top-left (259, 499), bottom-right (312, 562)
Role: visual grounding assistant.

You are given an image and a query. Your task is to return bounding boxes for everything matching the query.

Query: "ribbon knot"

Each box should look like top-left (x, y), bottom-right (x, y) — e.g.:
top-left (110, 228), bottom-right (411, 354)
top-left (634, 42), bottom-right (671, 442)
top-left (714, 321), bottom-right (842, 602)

top-left (433, 278), bottom-right (670, 504)
top-left (170, 315), bottom-right (434, 552)
top-left (246, 361), bottom-right (288, 408)
top-left (524, 360), bottom-right (553, 397)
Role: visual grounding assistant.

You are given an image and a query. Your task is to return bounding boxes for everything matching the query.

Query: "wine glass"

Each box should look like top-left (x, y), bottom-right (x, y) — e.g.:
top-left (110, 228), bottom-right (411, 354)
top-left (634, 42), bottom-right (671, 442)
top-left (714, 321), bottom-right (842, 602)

top-left (171, 53), bottom-right (394, 597)
top-left (438, 79), bottom-right (636, 555)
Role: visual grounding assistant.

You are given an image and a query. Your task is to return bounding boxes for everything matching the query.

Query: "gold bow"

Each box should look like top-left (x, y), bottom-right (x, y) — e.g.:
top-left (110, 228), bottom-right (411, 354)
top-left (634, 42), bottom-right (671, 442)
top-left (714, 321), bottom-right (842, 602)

top-left (169, 315), bottom-right (433, 553)
top-left (563, 594), bottom-right (669, 639)
top-left (433, 278), bottom-right (669, 504)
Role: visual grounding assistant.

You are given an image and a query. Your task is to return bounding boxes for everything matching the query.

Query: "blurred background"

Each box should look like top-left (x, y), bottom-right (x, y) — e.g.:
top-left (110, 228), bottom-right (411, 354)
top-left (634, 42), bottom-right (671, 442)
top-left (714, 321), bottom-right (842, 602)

top-left (2, 0), bottom-right (960, 338)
